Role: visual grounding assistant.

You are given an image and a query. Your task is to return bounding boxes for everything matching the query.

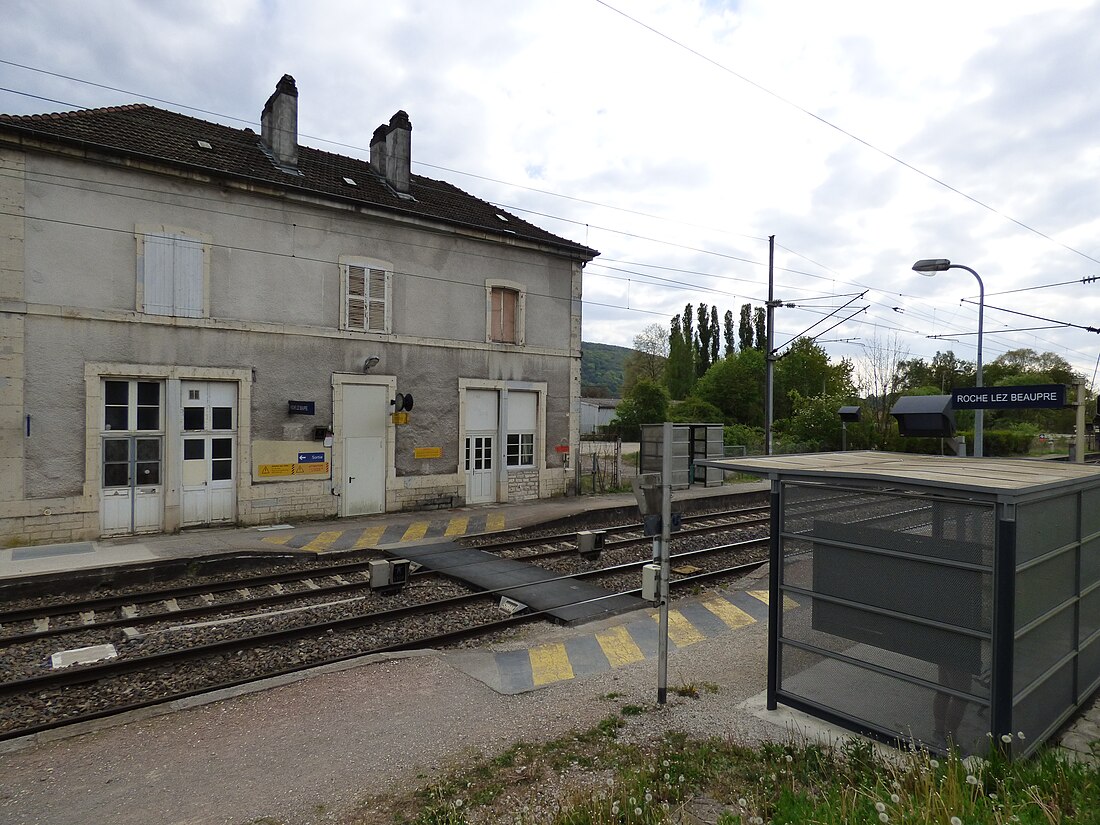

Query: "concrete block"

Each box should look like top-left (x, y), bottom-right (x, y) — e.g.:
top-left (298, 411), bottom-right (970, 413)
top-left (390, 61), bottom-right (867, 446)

top-left (49, 643), bottom-right (118, 669)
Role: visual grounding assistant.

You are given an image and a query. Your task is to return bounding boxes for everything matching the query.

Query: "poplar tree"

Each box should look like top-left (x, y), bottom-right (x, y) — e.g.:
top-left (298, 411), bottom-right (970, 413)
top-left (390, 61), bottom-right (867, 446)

top-left (723, 309), bottom-right (735, 357)
top-left (738, 304), bottom-right (753, 351)
top-left (665, 315), bottom-right (696, 400)
top-left (695, 303), bottom-right (712, 377)
top-left (753, 306), bottom-right (767, 351)
top-left (709, 305), bottom-right (720, 365)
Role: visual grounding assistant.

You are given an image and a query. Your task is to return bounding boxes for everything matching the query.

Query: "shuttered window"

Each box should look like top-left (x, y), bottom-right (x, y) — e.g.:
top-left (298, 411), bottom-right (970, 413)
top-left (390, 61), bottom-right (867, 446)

top-left (344, 262), bottom-right (391, 333)
top-left (505, 391), bottom-right (537, 467)
top-left (142, 232), bottom-right (204, 317)
top-left (490, 286), bottom-right (519, 343)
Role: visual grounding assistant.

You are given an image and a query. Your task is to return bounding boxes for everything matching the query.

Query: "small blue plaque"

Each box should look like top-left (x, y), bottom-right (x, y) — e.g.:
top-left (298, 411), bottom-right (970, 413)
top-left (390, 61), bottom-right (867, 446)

top-left (298, 452), bottom-right (325, 463)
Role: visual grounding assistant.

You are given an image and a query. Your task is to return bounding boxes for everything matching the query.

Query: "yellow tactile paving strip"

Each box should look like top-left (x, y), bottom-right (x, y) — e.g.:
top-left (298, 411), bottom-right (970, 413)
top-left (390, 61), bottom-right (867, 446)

top-left (596, 625), bottom-right (646, 667)
top-left (259, 512), bottom-right (506, 552)
top-left (494, 589), bottom-right (799, 693)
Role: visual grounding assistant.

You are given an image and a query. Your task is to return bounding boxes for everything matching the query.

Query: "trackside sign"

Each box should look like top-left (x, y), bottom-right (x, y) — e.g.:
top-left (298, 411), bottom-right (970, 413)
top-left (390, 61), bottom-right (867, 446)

top-left (951, 384), bottom-right (1066, 410)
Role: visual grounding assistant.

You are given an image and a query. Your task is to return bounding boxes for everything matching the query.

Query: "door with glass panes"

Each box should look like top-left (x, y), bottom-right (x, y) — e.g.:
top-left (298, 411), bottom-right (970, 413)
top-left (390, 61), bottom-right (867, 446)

top-left (101, 379), bottom-right (164, 536)
top-left (181, 381), bottom-right (237, 527)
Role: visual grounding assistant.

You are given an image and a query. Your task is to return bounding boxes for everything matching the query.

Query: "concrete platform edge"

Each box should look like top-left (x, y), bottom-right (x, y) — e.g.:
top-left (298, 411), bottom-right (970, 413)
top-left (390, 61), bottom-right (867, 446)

top-left (0, 648), bottom-right (438, 755)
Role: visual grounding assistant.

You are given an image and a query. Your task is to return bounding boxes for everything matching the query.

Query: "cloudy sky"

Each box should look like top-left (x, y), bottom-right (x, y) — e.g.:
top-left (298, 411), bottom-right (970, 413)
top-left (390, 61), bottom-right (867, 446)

top-left (4, 0), bottom-right (1100, 385)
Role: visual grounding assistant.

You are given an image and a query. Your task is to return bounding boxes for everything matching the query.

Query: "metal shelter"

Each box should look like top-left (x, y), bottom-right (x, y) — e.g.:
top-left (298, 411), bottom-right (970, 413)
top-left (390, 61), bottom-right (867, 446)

top-left (695, 451), bottom-right (1100, 757)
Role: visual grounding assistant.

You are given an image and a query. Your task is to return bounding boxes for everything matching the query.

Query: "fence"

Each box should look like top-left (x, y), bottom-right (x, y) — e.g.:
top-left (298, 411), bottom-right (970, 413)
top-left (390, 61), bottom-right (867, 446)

top-left (575, 439), bottom-right (640, 494)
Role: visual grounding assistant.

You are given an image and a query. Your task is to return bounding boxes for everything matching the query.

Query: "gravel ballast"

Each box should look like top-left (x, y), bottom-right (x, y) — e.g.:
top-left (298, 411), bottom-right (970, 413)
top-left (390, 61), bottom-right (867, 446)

top-left (0, 572), bottom-right (784, 825)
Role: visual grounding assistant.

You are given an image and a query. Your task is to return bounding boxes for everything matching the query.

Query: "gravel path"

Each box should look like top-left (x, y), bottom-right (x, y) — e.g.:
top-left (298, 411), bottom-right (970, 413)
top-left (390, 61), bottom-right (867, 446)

top-left (0, 574), bottom-right (782, 825)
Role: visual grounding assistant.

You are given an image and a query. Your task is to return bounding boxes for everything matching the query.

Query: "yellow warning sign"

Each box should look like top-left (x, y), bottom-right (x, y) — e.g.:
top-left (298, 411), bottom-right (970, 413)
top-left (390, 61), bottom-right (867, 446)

top-left (258, 462), bottom-right (330, 478)
top-left (414, 447), bottom-right (442, 459)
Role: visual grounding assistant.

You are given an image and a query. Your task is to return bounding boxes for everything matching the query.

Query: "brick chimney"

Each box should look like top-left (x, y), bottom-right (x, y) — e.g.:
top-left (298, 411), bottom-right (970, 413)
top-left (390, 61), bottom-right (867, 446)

top-left (261, 74), bottom-right (299, 169)
top-left (370, 111), bottom-right (412, 194)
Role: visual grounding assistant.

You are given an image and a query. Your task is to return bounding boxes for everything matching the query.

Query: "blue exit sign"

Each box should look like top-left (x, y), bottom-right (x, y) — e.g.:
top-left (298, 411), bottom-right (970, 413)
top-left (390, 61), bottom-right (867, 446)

top-left (298, 452), bottom-right (325, 463)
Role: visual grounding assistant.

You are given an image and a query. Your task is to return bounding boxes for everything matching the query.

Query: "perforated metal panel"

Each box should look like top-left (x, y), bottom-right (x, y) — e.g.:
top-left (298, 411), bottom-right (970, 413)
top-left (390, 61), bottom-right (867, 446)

top-left (776, 482), bottom-right (994, 752)
top-left (699, 452), bottom-right (1100, 758)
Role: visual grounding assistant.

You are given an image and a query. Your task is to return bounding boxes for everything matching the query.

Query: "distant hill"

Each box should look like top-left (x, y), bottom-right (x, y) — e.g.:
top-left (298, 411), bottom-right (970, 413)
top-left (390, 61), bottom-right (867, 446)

top-left (581, 341), bottom-right (632, 397)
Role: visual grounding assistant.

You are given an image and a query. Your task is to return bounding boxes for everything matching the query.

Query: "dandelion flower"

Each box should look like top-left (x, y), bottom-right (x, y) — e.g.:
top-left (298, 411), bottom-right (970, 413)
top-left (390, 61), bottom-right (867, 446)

top-left (663, 759), bottom-right (670, 767)
top-left (966, 775), bottom-right (979, 785)
top-left (891, 793), bottom-right (900, 803)
top-left (785, 754), bottom-right (793, 763)
top-left (989, 793), bottom-right (997, 800)
top-left (645, 793), bottom-right (652, 803)
top-left (951, 817), bottom-right (962, 825)
top-left (738, 798), bottom-right (748, 807)
top-left (879, 813), bottom-right (890, 823)
top-left (1001, 734), bottom-right (1013, 744)
top-left (930, 759), bottom-right (940, 769)
top-left (1017, 731), bottom-right (1026, 740)
top-left (876, 802), bottom-right (887, 813)
top-left (635, 808), bottom-right (642, 816)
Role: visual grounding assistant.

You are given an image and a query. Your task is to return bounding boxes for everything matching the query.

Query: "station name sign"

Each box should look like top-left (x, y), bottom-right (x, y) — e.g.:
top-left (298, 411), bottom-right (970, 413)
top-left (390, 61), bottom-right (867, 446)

top-left (951, 384), bottom-right (1066, 410)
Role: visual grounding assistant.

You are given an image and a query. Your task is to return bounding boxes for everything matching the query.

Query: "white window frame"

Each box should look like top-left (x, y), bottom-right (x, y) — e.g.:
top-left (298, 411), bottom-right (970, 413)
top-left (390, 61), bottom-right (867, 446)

top-left (341, 255), bottom-right (392, 333)
top-left (485, 279), bottom-right (526, 345)
top-left (136, 225), bottom-right (210, 318)
top-left (504, 390), bottom-right (537, 469)
top-left (505, 432), bottom-right (535, 468)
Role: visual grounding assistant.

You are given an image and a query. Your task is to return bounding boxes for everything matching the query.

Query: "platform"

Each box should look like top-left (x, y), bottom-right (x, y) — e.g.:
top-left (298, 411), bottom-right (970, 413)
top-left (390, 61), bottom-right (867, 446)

top-left (0, 482), bottom-right (769, 581)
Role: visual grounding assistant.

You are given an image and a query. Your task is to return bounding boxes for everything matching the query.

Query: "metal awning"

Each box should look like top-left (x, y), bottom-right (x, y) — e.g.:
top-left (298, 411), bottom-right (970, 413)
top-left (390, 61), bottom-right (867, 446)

top-left (695, 450), bottom-right (1100, 498)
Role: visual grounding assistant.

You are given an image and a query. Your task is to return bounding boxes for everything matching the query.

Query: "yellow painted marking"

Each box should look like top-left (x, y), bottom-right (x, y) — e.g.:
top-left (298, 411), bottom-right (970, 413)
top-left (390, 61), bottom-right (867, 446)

top-left (261, 534), bottom-right (293, 546)
top-left (655, 609), bottom-right (707, 647)
top-left (444, 516), bottom-right (469, 537)
top-left (352, 525), bottom-right (387, 549)
top-left (702, 598), bottom-right (755, 630)
top-left (596, 625), bottom-right (646, 667)
top-left (301, 531), bottom-right (342, 553)
top-left (401, 521), bottom-right (429, 542)
top-left (486, 513), bottom-right (506, 532)
top-left (748, 590), bottom-right (799, 610)
top-left (530, 642), bottom-right (574, 686)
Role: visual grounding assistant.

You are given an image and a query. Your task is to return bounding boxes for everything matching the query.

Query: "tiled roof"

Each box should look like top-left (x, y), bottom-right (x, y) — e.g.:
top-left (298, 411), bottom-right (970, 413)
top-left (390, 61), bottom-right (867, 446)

top-left (0, 104), bottom-right (597, 259)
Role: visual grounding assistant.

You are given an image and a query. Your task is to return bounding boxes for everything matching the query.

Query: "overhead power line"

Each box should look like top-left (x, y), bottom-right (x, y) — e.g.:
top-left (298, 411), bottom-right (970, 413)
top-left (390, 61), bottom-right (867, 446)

top-left (595, 0), bottom-right (1100, 269)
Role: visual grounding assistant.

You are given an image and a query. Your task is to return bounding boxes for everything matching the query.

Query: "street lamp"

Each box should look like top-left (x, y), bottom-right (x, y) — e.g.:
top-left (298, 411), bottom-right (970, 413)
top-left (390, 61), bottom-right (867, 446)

top-left (913, 259), bottom-right (985, 457)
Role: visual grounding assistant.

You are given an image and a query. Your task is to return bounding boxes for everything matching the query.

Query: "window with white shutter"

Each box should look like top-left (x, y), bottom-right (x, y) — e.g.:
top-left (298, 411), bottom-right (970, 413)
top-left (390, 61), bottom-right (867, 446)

top-left (342, 258), bottom-right (391, 333)
top-left (505, 391), bottom-right (537, 468)
top-left (140, 230), bottom-right (206, 318)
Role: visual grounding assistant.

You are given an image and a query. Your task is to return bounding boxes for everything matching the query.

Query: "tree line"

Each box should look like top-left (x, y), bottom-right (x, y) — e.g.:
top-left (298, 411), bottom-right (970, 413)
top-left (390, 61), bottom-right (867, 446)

top-left (608, 303), bottom-right (1087, 456)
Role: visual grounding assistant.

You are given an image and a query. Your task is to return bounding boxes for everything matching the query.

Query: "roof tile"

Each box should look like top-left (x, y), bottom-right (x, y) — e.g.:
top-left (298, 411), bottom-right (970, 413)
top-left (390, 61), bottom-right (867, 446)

top-left (0, 104), bottom-right (596, 258)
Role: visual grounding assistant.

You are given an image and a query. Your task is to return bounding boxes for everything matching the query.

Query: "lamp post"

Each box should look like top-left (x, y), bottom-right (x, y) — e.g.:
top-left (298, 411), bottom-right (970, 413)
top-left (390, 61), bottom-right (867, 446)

top-left (913, 259), bottom-right (984, 457)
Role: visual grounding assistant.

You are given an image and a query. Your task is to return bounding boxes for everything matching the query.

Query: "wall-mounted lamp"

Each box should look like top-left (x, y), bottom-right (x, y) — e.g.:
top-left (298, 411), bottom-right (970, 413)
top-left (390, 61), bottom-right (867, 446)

top-left (363, 356), bottom-right (380, 372)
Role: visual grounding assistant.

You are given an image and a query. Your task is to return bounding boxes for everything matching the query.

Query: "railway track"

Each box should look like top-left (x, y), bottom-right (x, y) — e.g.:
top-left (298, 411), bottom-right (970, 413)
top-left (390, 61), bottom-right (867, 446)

top-left (2, 488), bottom-right (917, 744)
top-left (0, 503), bottom-right (780, 743)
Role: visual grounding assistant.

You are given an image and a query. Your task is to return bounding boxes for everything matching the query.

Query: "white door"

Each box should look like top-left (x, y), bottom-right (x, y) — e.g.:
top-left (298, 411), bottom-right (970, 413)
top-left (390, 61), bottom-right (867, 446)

top-left (341, 384), bottom-right (387, 516)
top-left (101, 435), bottom-right (164, 536)
top-left (465, 433), bottom-right (495, 503)
top-left (181, 381), bottom-right (237, 527)
top-left (100, 379), bottom-right (164, 537)
top-left (465, 389), bottom-right (499, 504)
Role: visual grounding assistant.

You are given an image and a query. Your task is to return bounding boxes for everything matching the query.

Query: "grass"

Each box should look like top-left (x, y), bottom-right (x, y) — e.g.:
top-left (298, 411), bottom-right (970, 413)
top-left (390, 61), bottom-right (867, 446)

top-left (339, 702), bottom-right (1100, 825)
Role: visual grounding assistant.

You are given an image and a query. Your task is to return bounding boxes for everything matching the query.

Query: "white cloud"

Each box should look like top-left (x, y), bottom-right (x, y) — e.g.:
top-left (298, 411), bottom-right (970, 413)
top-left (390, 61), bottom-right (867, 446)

top-left (3, 0), bottom-right (1098, 379)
